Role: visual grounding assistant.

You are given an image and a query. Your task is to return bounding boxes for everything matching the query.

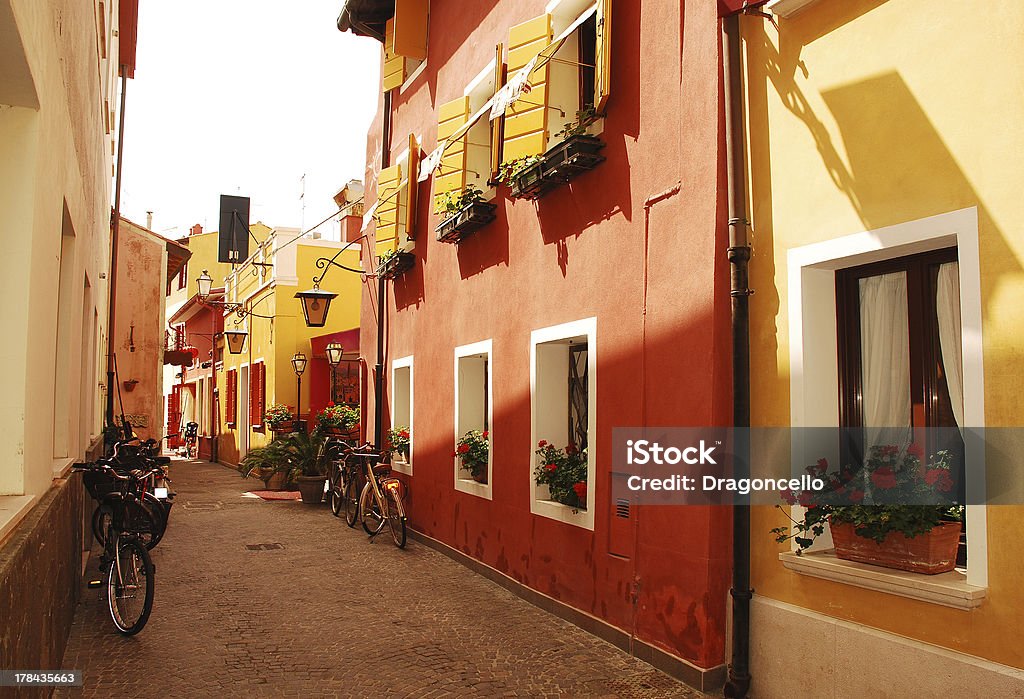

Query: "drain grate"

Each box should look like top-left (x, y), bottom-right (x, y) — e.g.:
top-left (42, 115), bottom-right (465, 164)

top-left (245, 543), bottom-right (284, 551)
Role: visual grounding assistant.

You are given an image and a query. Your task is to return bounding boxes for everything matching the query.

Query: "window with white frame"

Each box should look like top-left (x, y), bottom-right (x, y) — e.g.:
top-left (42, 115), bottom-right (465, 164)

top-left (454, 340), bottom-right (492, 498)
top-left (391, 356), bottom-right (414, 475)
top-left (787, 208), bottom-right (987, 592)
top-left (531, 318), bottom-right (596, 529)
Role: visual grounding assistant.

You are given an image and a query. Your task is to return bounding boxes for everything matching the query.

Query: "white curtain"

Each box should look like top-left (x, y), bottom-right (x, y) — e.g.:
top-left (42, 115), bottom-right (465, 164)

top-left (936, 262), bottom-right (964, 429)
top-left (860, 272), bottom-right (912, 451)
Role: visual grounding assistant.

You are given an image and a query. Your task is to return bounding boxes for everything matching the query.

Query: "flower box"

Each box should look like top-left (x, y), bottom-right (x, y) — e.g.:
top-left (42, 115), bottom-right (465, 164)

top-left (322, 426), bottom-right (360, 441)
top-left (379, 251), bottom-right (415, 280)
top-left (164, 349), bottom-right (194, 367)
top-left (830, 520), bottom-right (961, 575)
top-left (540, 134), bottom-right (606, 185)
top-left (509, 160), bottom-right (552, 200)
top-left (436, 201), bottom-right (498, 243)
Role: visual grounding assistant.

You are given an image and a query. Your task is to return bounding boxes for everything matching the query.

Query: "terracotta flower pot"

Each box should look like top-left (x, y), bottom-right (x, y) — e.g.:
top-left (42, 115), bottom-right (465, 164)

top-left (264, 471), bottom-right (287, 491)
top-left (471, 470), bottom-right (487, 484)
top-left (296, 476), bottom-right (327, 504)
top-left (830, 520), bottom-right (961, 574)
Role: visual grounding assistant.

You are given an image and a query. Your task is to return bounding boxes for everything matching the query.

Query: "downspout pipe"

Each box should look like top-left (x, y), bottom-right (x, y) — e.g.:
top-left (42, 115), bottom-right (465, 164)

top-left (105, 70), bottom-right (129, 447)
top-left (723, 11), bottom-right (754, 699)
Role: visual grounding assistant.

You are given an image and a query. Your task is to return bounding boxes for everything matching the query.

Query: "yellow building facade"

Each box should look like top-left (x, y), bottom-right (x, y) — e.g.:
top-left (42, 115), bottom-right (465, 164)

top-left (215, 230), bottom-right (363, 466)
top-left (743, 0), bottom-right (1024, 694)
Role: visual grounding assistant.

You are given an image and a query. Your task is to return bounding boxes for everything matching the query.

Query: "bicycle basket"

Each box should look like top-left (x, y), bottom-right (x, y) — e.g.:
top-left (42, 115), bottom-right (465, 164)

top-left (83, 470), bottom-right (116, 501)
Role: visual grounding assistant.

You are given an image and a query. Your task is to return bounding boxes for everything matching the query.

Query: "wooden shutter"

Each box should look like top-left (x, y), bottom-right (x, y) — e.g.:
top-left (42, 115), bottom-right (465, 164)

top-left (594, 0), bottom-right (612, 113)
top-left (226, 369), bottom-right (237, 427)
top-left (393, 0), bottom-right (428, 61)
top-left (168, 384), bottom-right (182, 439)
top-left (503, 14), bottom-right (552, 162)
top-left (490, 42), bottom-right (506, 181)
top-left (434, 96), bottom-right (470, 213)
top-left (249, 362), bottom-right (265, 428)
top-left (383, 18), bottom-right (409, 92)
top-left (375, 163), bottom-right (404, 259)
top-left (406, 133), bottom-right (420, 238)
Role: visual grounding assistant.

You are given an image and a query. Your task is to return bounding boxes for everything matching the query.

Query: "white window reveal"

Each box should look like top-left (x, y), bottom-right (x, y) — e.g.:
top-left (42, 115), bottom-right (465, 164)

top-left (391, 356), bottom-right (414, 475)
top-left (454, 340), bottom-right (493, 499)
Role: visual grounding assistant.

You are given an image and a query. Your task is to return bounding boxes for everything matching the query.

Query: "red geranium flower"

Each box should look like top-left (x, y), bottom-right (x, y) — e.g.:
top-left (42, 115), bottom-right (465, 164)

top-left (538, 440), bottom-right (548, 448)
top-left (572, 481), bottom-right (587, 500)
top-left (457, 444), bottom-right (470, 454)
top-left (566, 443), bottom-right (578, 455)
top-left (781, 490), bottom-right (797, 505)
top-left (871, 467), bottom-right (898, 490)
top-left (924, 468), bottom-right (943, 485)
top-left (482, 431), bottom-right (488, 438)
top-left (797, 492), bottom-right (813, 507)
top-left (327, 401), bottom-right (335, 408)
top-left (907, 443), bottom-right (924, 459)
top-left (937, 473), bottom-right (955, 493)
top-left (848, 489), bottom-right (865, 504)
top-left (545, 463), bottom-right (557, 472)
top-left (809, 458), bottom-right (828, 477)
top-left (399, 429), bottom-right (409, 438)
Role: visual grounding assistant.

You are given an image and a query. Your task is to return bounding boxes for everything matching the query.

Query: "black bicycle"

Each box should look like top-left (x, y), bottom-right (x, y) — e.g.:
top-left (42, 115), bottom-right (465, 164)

top-left (87, 438), bottom-right (173, 550)
top-left (75, 462), bottom-right (157, 635)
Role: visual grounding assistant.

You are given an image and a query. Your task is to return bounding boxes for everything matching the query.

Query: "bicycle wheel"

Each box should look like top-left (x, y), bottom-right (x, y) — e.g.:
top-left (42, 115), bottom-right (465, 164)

top-left (127, 498), bottom-right (164, 550)
top-left (384, 484), bottom-right (407, 549)
top-left (92, 505), bottom-right (113, 546)
top-left (329, 463), bottom-right (344, 517)
top-left (360, 483), bottom-right (386, 536)
top-left (344, 473), bottom-right (360, 528)
top-left (108, 537), bottom-right (154, 635)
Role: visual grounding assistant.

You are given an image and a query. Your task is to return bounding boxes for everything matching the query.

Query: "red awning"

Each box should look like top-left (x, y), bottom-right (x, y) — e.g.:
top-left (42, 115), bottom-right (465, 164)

top-left (119, 0), bottom-right (139, 78)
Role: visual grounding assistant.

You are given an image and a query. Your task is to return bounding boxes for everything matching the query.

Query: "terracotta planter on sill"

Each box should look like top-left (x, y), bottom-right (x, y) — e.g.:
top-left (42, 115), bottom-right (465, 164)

top-left (321, 426), bottom-right (360, 441)
top-left (541, 134), bottom-right (606, 184)
top-left (830, 520), bottom-right (962, 575)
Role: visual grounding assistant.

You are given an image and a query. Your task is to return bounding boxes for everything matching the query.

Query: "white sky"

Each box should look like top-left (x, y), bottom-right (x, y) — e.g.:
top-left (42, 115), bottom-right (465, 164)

top-left (119, 0), bottom-right (381, 241)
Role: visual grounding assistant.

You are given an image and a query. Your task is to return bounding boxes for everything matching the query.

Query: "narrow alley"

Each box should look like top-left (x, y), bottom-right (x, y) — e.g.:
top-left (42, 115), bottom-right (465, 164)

top-left (56, 461), bottom-right (704, 698)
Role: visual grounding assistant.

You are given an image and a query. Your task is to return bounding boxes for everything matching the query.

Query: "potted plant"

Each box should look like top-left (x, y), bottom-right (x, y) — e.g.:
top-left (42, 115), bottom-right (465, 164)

top-left (265, 403), bottom-right (294, 434)
top-left (498, 155), bottom-right (548, 200)
top-left (533, 440), bottom-right (587, 511)
top-left (378, 248), bottom-right (415, 280)
top-left (240, 439), bottom-right (290, 491)
top-left (282, 430), bottom-right (328, 504)
top-left (772, 444), bottom-right (963, 574)
top-left (454, 430), bottom-right (489, 483)
top-left (317, 403), bottom-right (360, 439)
top-left (385, 426), bottom-right (411, 463)
top-left (542, 107), bottom-right (605, 184)
top-left (435, 186), bottom-right (497, 243)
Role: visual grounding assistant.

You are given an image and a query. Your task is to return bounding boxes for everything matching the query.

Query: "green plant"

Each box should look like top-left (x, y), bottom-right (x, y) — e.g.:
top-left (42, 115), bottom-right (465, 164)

top-left (317, 403), bottom-right (359, 431)
top-left (264, 403), bottom-right (292, 429)
top-left (385, 426), bottom-right (411, 460)
top-left (436, 185), bottom-right (485, 217)
top-left (771, 444), bottom-right (963, 553)
top-left (533, 440), bottom-right (587, 510)
top-left (240, 439), bottom-right (291, 486)
top-left (281, 429), bottom-right (328, 478)
top-left (554, 107), bottom-right (597, 140)
top-left (497, 155), bottom-right (542, 184)
top-left (454, 430), bottom-right (489, 479)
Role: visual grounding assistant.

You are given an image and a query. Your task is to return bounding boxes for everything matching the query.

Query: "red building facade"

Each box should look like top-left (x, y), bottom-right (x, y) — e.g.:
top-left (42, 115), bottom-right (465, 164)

top-left (348, 0), bottom-right (732, 685)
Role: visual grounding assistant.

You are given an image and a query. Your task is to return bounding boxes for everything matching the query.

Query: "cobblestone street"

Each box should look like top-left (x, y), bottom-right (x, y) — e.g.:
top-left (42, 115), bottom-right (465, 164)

top-left (57, 461), bottom-right (706, 698)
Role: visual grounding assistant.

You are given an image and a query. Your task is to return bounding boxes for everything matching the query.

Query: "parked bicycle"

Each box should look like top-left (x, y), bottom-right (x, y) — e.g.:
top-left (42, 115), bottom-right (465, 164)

top-left (74, 461), bottom-right (158, 635)
top-left (339, 443), bottom-right (406, 548)
top-left (182, 421), bottom-right (199, 459)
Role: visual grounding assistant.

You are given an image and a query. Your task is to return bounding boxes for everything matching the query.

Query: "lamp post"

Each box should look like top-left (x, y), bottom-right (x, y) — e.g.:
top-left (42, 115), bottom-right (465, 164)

top-left (325, 342), bottom-right (344, 404)
top-left (291, 351), bottom-right (307, 433)
top-left (296, 234), bottom-right (387, 450)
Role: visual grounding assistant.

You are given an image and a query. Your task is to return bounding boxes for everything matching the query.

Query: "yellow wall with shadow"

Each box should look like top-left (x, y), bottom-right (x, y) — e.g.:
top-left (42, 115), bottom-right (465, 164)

top-left (743, 0), bottom-right (1024, 668)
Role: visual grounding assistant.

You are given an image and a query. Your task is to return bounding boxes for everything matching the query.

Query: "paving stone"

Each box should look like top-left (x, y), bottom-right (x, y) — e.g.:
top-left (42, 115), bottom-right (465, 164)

top-left (55, 460), bottom-right (708, 698)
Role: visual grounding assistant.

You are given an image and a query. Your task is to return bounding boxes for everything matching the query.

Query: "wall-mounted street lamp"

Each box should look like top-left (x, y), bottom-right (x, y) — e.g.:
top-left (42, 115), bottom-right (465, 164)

top-left (326, 342), bottom-right (344, 403)
top-left (291, 351), bottom-right (307, 433)
top-left (295, 234), bottom-right (387, 449)
top-left (223, 328), bottom-right (248, 355)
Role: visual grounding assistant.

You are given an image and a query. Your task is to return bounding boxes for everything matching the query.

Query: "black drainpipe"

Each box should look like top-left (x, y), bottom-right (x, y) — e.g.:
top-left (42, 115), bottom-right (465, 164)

top-left (723, 10), bottom-right (754, 699)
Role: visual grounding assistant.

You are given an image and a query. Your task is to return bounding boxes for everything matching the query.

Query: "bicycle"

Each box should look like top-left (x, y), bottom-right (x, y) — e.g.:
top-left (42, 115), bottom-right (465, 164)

top-left (88, 438), bottom-right (174, 550)
top-left (350, 444), bottom-right (407, 548)
top-left (74, 462), bottom-right (157, 635)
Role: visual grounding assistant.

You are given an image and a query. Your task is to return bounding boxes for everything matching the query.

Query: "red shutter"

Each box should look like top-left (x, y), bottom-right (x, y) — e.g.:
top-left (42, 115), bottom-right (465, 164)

top-left (167, 384), bottom-right (182, 444)
top-left (226, 369), bottom-right (237, 426)
top-left (249, 362), bottom-right (265, 428)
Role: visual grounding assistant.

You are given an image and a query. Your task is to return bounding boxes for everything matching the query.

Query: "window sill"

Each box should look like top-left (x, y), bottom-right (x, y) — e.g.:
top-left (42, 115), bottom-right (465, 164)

top-left (765, 0), bottom-right (821, 18)
top-left (780, 550), bottom-right (987, 610)
top-left (531, 497), bottom-right (593, 530)
top-left (391, 457), bottom-right (412, 476)
top-left (454, 476), bottom-right (492, 500)
top-left (0, 495), bottom-right (37, 547)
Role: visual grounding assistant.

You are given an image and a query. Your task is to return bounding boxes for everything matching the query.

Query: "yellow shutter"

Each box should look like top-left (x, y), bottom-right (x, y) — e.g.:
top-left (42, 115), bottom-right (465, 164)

top-left (503, 14), bottom-right (552, 163)
top-left (406, 133), bottom-right (420, 238)
top-left (490, 42), bottom-right (506, 180)
top-left (375, 163), bottom-right (404, 259)
top-left (383, 18), bottom-right (409, 93)
top-left (393, 0), bottom-right (429, 61)
top-left (595, 0), bottom-right (612, 113)
top-left (433, 96), bottom-right (470, 213)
